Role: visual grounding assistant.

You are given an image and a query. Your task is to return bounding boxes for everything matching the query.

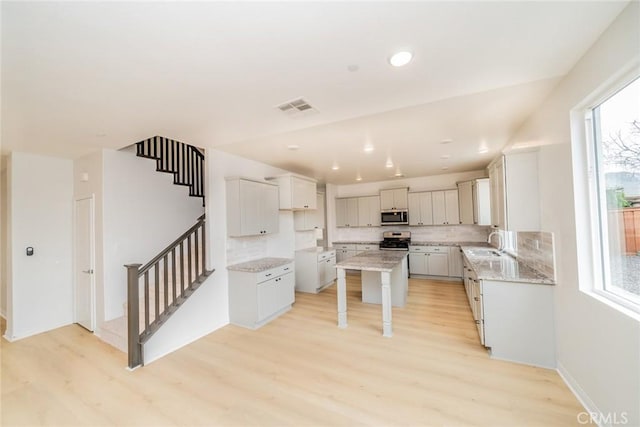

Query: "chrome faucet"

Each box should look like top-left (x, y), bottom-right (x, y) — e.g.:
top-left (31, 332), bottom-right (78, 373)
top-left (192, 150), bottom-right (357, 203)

top-left (487, 230), bottom-right (504, 252)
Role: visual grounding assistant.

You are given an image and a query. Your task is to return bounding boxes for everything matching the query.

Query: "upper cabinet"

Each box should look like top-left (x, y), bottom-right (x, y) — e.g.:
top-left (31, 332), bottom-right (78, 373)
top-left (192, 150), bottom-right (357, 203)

top-left (294, 193), bottom-right (325, 231)
top-left (336, 197), bottom-right (359, 227)
top-left (458, 178), bottom-right (491, 225)
top-left (488, 152), bottom-right (540, 231)
top-left (380, 188), bottom-right (408, 210)
top-left (226, 177), bottom-right (279, 237)
top-left (357, 196), bottom-right (381, 227)
top-left (266, 173), bottom-right (317, 210)
top-left (408, 192), bottom-right (433, 226)
top-left (432, 189), bottom-right (460, 225)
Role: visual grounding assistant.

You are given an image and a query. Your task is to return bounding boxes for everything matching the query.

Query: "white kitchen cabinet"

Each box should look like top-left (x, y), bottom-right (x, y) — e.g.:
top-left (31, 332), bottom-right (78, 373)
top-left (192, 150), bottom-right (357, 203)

top-left (266, 173), bottom-right (317, 210)
top-left (356, 243), bottom-right (379, 252)
top-left (458, 179), bottom-right (491, 226)
top-left (229, 261), bottom-right (295, 329)
top-left (357, 196), bottom-right (381, 227)
top-left (226, 177), bottom-right (279, 237)
top-left (380, 188), bottom-right (408, 210)
top-left (294, 193), bottom-right (325, 231)
top-left (335, 244), bottom-right (358, 262)
top-left (472, 179), bottom-right (491, 226)
top-left (408, 246), bottom-right (449, 277)
top-left (408, 192), bottom-right (433, 226)
top-left (458, 181), bottom-right (474, 225)
top-left (336, 197), bottom-right (359, 227)
top-left (295, 248), bottom-right (336, 293)
top-left (448, 246), bottom-right (463, 277)
top-left (432, 189), bottom-right (460, 225)
top-left (488, 152), bottom-right (539, 231)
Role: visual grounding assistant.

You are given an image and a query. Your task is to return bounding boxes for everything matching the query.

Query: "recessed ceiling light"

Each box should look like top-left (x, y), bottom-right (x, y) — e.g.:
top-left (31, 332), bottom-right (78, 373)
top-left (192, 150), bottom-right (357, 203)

top-left (440, 139), bottom-right (453, 145)
top-left (385, 158), bottom-right (394, 168)
top-left (441, 166), bottom-right (449, 170)
top-left (478, 148), bottom-right (489, 154)
top-left (440, 154), bottom-right (451, 159)
top-left (389, 51), bottom-right (413, 67)
top-left (287, 144), bottom-right (300, 150)
top-left (356, 175), bottom-right (362, 182)
top-left (394, 172), bottom-right (404, 177)
top-left (364, 144), bottom-right (375, 153)
top-left (332, 162), bottom-right (340, 170)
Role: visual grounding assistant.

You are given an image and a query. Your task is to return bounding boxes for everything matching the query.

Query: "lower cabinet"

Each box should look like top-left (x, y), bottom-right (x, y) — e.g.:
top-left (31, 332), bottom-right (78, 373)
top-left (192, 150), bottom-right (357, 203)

top-left (229, 262), bottom-right (295, 329)
top-left (462, 257), bottom-right (555, 368)
top-left (335, 244), bottom-right (357, 263)
top-left (409, 246), bottom-right (449, 277)
top-left (295, 249), bottom-right (337, 293)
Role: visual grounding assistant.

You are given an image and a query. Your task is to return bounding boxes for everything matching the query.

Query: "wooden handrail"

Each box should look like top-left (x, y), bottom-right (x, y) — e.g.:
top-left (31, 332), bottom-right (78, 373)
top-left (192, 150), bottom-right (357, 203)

top-left (138, 216), bottom-right (205, 276)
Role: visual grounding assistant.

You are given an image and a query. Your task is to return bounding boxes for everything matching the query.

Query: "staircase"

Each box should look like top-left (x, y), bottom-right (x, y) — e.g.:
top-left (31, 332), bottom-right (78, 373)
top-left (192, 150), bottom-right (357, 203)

top-left (135, 136), bottom-right (205, 205)
top-left (117, 136), bottom-right (212, 369)
top-left (126, 214), bottom-right (213, 369)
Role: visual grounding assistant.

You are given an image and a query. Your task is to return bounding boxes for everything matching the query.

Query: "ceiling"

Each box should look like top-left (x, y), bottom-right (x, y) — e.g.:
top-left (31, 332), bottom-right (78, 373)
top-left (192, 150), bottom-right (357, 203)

top-left (1, 1), bottom-right (629, 184)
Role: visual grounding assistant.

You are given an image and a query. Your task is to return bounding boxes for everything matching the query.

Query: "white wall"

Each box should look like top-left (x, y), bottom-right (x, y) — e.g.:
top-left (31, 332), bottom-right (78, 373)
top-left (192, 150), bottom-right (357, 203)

top-left (329, 170), bottom-right (489, 243)
top-left (102, 148), bottom-right (204, 322)
top-left (509, 3), bottom-right (640, 424)
top-left (1, 166), bottom-right (9, 317)
top-left (5, 152), bottom-right (73, 340)
top-left (144, 148), bottom-right (296, 364)
top-left (73, 150), bottom-right (105, 332)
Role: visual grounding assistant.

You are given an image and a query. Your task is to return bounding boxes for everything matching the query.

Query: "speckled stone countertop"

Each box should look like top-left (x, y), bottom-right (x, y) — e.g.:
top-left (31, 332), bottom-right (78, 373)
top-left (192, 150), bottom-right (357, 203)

top-left (227, 257), bottom-right (293, 273)
top-left (411, 241), bottom-right (491, 247)
top-left (296, 246), bottom-right (336, 254)
top-left (460, 246), bottom-right (555, 285)
top-left (333, 241), bottom-right (381, 246)
top-left (337, 250), bottom-right (407, 272)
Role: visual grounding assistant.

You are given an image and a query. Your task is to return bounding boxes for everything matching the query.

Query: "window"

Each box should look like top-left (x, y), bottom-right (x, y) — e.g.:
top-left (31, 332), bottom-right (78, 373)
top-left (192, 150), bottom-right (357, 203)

top-left (586, 76), bottom-right (640, 313)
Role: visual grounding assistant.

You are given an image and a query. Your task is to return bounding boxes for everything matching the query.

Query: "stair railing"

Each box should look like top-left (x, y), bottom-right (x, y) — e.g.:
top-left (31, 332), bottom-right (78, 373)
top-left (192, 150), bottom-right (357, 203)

top-left (136, 136), bottom-right (205, 204)
top-left (125, 214), bottom-right (213, 369)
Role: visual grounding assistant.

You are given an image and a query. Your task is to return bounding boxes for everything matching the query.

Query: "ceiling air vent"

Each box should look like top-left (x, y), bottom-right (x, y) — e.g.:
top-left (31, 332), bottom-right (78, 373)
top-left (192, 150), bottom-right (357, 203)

top-left (275, 98), bottom-right (317, 117)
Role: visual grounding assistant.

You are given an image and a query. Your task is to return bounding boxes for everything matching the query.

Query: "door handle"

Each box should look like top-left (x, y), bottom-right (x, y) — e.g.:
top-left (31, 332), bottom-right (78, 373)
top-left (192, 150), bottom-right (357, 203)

top-left (82, 269), bottom-right (94, 274)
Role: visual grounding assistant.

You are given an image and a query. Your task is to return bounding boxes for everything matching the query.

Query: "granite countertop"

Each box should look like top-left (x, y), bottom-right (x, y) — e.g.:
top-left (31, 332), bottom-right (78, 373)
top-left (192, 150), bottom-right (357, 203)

top-left (296, 246), bottom-right (336, 254)
top-left (333, 240), bottom-right (381, 245)
top-left (227, 257), bottom-right (293, 273)
top-left (337, 250), bottom-right (407, 272)
top-left (460, 246), bottom-right (555, 285)
top-left (411, 241), bottom-right (491, 247)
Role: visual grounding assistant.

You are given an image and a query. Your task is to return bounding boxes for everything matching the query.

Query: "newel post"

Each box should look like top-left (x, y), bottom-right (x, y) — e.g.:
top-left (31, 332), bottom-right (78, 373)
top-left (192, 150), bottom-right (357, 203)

top-left (125, 263), bottom-right (142, 369)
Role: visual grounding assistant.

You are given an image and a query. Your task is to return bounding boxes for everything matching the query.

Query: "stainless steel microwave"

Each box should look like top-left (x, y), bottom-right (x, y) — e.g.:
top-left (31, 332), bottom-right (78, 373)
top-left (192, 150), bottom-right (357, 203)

top-left (380, 210), bottom-right (409, 225)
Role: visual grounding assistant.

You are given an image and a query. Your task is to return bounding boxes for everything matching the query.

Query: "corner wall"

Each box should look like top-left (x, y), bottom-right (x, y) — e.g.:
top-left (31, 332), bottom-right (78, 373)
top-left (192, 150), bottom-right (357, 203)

top-left (5, 152), bottom-right (73, 340)
top-left (509, 3), bottom-right (640, 424)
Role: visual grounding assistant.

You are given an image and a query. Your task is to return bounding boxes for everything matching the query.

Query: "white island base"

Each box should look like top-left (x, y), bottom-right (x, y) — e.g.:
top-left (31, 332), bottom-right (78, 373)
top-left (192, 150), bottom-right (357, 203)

top-left (336, 251), bottom-right (408, 337)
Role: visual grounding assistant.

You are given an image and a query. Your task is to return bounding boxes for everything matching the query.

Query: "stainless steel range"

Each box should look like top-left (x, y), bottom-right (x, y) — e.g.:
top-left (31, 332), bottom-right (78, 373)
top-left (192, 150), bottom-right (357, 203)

top-left (379, 231), bottom-right (411, 251)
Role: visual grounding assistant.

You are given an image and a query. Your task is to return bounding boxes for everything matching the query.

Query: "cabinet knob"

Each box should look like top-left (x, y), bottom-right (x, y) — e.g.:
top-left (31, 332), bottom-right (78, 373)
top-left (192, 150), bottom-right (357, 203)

top-left (474, 297), bottom-right (479, 301)
top-left (475, 320), bottom-right (480, 324)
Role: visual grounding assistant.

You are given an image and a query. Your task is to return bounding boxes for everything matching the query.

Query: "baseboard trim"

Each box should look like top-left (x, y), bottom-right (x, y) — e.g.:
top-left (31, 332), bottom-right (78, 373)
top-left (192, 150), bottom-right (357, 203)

top-left (557, 361), bottom-right (602, 426)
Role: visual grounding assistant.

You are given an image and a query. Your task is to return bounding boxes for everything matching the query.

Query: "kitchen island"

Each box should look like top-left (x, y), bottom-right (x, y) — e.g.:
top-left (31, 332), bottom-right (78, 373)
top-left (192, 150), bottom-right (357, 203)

top-left (336, 250), bottom-right (408, 337)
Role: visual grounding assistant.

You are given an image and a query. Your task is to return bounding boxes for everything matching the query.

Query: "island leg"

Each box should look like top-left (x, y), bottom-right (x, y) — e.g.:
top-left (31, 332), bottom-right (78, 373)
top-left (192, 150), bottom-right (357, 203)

top-left (381, 271), bottom-right (392, 337)
top-left (337, 267), bottom-right (347, 328)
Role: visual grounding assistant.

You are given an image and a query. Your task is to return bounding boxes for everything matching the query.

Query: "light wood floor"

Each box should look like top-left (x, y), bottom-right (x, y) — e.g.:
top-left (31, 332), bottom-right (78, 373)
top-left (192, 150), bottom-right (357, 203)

top-left (1, 277), bottom-right (586, 426)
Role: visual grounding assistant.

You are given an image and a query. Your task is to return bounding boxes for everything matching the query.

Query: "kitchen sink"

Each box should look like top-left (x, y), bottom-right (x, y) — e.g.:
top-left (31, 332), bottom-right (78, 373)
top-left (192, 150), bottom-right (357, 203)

top-left (465, 248), bottom-right (503, 257)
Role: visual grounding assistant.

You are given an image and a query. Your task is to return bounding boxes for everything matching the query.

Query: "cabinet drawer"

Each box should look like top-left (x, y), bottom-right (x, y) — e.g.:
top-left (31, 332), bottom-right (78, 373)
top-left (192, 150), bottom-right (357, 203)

top-left (256, 263), bottom-right (293, 283)
top-left (318, 250), bottom-right (336, 261)
top-left (335, 244), bottom-right (356, 250)
top-left (356, 244), bottom-right (378, 251)
top-left (410, 245), bottom-right (447, 253)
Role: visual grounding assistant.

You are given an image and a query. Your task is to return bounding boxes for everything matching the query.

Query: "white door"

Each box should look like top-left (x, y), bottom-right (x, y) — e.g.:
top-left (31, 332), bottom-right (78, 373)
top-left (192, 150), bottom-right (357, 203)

top-left (74, 196), bottom-right (95, 331)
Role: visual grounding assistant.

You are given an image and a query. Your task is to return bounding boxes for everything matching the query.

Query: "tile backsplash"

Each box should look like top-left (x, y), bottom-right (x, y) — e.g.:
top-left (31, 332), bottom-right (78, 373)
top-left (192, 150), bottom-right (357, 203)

top-left (515, 231), bottom-right (556, 280)
top-left (495, 230), bottom-right (556, 280)
top-left (334, 225), bottom-right (491, 243)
